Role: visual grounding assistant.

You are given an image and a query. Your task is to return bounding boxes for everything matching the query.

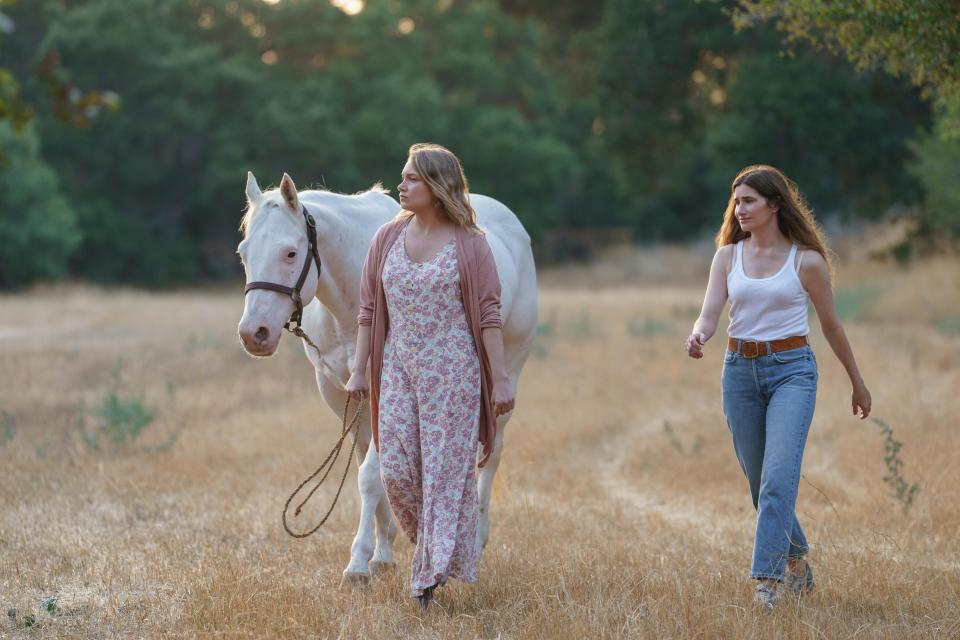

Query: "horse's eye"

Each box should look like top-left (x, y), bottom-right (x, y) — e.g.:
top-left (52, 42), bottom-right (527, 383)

top-left (287, 251), bottom-right (297, 259)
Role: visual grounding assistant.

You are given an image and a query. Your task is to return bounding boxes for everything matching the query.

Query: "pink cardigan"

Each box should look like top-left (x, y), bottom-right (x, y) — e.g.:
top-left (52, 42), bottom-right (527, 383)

top-left (357, 216), bottom-right (503, 467)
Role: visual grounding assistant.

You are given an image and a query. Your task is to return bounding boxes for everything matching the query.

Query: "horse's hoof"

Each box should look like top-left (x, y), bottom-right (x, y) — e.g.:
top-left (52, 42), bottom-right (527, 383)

top-left (369, 561), bottom-right (397, 576)
top-left (339, 571), bottom-right (371, 589)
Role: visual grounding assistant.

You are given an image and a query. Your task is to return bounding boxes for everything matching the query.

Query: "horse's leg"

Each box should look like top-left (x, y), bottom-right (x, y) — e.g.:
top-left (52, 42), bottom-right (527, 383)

top-left (342, 440), bottom-right (389, 584)
top-left (476, 412), bottom-right (508, 562)
top-left (347, 401), bottom-right (396, 576)
top-left (366, 446), bottom-right (398, 576)
top-left (317, 375), bottom-right (377, 585)
top-left (476, 342), bottom-right (530, 560)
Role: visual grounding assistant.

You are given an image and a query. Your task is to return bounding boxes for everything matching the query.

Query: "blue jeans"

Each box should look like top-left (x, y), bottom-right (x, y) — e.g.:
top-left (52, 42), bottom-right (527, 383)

top-left (721, 343), bottom-right (818, 580)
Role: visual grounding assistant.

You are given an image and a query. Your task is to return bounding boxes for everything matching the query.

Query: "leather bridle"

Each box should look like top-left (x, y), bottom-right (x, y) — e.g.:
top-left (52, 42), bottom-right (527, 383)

top-left (243, 204), bottom-right (321, 332)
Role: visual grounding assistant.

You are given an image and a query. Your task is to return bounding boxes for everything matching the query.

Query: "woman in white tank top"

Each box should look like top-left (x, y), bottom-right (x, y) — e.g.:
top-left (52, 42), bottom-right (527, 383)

top-left (683, 165), bottom-right (872, 610)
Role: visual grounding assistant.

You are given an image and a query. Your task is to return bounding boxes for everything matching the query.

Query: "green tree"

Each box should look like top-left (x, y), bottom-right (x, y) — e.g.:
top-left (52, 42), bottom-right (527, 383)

top-left (734, 0), bottom-right (960, 137)
top-left (0, 121), bottom-right (80, 287)
top-left (910, 114), bottom-right (960, 236)
top-left (583, 0), bottom-right (927, 238)
top-left (583, 0), bottom-right (733, 237)
top-left (0, 0), bottom-right (34, 134)
top-left (35, 0), bottom-right (279, 282)
top-left (703, 51), bottom-right (926, 217)
top-left (26, 0), bottom-right (578, 284)
top-left (1, 0), bottom-right (940, 285)
top-left (734, 0), bottom-right (960, 236)
top-left (0, 0), bottom-right (119, 140)
top-left (302, 0), bottom-right (580, 235)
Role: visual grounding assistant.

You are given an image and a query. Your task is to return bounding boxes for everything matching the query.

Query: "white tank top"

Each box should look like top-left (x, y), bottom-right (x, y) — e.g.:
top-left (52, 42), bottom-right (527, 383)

top-left (727, 241), bottom-right (809, 341)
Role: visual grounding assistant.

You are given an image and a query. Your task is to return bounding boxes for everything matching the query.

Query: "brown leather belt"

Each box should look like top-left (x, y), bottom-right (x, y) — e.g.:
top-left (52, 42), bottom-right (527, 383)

top-left (727, 335), bottom-right (808, 359)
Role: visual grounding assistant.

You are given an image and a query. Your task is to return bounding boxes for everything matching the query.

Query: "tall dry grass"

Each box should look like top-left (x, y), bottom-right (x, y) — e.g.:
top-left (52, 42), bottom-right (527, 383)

top-left (1, 246), bottom-right (959, 639)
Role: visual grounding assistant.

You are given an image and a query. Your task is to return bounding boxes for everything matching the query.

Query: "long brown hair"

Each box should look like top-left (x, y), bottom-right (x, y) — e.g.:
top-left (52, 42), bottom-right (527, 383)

top-left (716, 165), bottom-right (834, 281)
top-left (400, 143), bottom-right (483, 234)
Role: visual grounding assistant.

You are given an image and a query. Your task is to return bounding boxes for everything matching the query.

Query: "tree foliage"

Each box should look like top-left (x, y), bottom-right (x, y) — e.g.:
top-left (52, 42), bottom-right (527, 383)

top-left (910, 115), bottom-right (960, 237)
top-left (0, 121), bottom-right (80, 287)
top-left (734, 0), bottom-right (960, 236)
top-left (703, 51), bottom-right (926, 218)
top-left (0, 0), bottom-right (119, 144)
top-left (583, 0), bottom-right (927, 237)
top-left (0, 0), bottom-right (943, 286)
top-left (734, 0), bottom-right (960, 136)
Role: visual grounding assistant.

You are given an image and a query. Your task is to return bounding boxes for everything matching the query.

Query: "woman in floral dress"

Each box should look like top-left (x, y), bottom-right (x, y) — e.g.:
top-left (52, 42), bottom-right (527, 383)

top-left (346, 143), bottom-right (514, 609)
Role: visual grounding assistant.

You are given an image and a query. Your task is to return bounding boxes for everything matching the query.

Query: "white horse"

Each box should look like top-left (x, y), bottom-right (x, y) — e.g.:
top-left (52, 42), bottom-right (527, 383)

top-left (237, 172), bottom-right (538, 583)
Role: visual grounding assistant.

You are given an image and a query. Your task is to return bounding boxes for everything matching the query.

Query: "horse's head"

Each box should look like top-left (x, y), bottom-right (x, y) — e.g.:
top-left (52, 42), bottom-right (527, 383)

top-left (237, 171), bottom-right (319, 357)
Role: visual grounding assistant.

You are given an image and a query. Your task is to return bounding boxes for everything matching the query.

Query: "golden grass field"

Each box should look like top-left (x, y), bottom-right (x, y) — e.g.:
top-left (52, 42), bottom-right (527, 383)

top-left (1, 242), bottom-right (959, 639)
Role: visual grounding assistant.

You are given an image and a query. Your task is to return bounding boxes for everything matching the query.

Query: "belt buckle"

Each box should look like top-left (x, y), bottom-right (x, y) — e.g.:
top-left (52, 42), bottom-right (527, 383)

top-left (741, 340), bottom-right (761, 359)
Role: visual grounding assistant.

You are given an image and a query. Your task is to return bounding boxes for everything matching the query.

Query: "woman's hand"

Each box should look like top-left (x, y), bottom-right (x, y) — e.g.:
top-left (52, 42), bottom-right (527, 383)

top-left (492, 379), bottom-right (515, 417)
top-left (852, 381), bottom-right (872, 419)
top-left (345, 370), bottom-right (369, 403)
top-left (685, 332), bottom-right (706, 359)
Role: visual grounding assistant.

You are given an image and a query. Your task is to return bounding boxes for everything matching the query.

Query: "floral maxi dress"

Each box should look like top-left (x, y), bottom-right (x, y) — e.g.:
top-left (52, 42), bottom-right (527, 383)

top-left (378, 225), bottom-right (482, 596)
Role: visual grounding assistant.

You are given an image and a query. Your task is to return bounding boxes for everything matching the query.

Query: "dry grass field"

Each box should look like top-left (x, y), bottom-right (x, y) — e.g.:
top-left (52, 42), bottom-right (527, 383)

top-left (2, 243), bottom-right (959, 639)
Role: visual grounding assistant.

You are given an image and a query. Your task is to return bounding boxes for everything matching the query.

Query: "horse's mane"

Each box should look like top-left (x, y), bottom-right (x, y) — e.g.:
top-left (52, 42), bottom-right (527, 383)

top-left (357, 182), bottom-right (389, 196)
top-left (240, 182), bottom-right (390, 237)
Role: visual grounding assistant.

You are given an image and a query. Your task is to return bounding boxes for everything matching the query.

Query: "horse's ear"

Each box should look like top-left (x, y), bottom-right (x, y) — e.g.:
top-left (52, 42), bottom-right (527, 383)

top-left (280, 172), bottom-right (300, 211)
top-left (246, 171), bottom-right (262, 203)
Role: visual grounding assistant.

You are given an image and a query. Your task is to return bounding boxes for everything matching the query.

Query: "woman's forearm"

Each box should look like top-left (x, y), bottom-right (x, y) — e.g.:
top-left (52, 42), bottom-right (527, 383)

top-left (822, 324), bottom-right (865, 387)
top-left (352, 324), bottom-right (372, 376)
top-left (689, 247), bottom-right (730, 343)
top-left (481, 327), bottom-right (509, 383)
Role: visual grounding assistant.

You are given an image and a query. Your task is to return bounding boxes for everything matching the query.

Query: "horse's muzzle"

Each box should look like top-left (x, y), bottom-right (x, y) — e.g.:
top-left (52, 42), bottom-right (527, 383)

top-left (239, 322), bottom-right (279, 356)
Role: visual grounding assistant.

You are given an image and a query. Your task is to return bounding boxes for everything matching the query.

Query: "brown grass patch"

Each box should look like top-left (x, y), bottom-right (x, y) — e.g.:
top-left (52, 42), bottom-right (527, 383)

top-left (1, 248), bottom-right (959, 638)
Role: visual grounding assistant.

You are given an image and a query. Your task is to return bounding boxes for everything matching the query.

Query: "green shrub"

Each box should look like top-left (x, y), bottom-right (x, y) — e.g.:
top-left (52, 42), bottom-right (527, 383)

top-left (869, 417), bottom-right (920, 510)
top-left (95, 390), bottom-right (153, 446)
top-left (76, 362), bottom-right (155, 450)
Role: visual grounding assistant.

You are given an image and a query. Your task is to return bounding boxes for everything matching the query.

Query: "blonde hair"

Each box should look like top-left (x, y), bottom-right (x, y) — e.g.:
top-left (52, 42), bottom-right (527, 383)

top-left (716, 164), bottom-right (834, 282)
top-left (401, 143), bottom-right (483, 234)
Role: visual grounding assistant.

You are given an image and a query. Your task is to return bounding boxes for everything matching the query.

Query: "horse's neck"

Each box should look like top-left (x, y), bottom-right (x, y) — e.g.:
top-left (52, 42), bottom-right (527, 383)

top-left (304, 196), bottom-right (382, 338)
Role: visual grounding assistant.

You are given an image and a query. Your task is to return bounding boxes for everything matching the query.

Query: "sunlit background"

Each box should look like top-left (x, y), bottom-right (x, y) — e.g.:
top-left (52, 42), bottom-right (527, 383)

top-left (1, 0), bottom-right (956, 287)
